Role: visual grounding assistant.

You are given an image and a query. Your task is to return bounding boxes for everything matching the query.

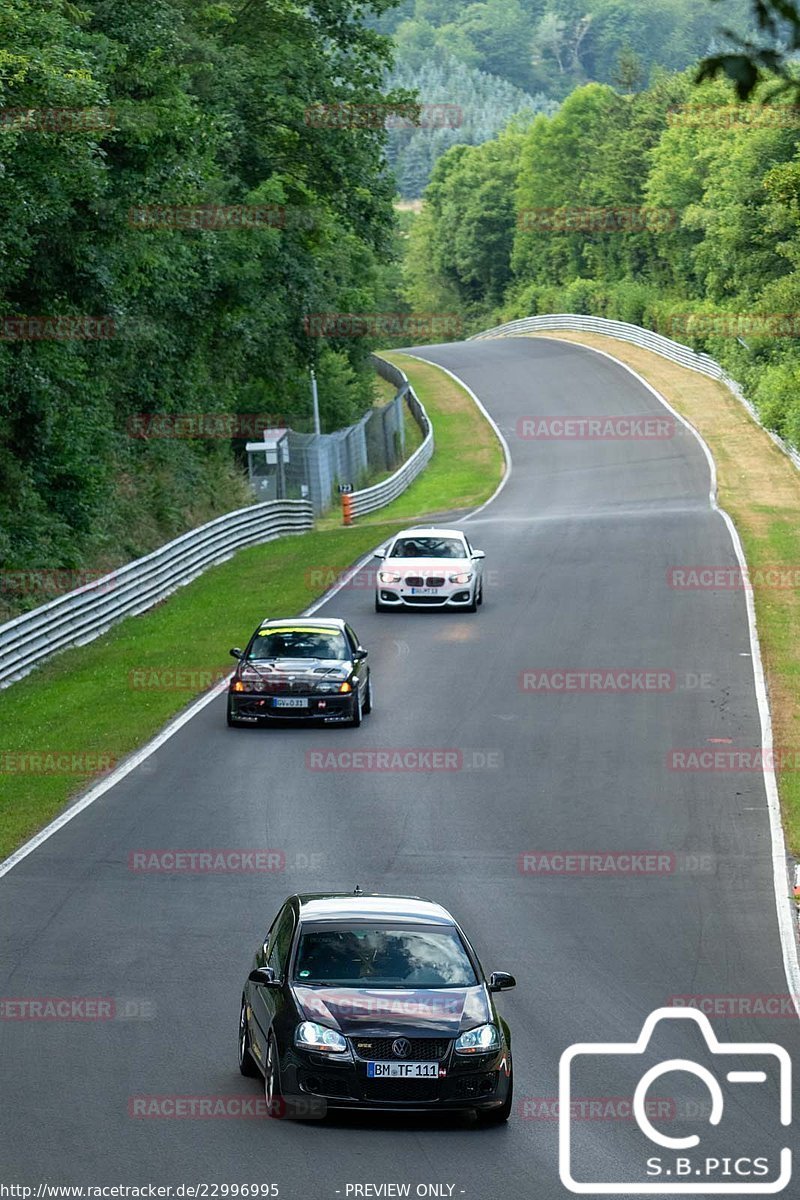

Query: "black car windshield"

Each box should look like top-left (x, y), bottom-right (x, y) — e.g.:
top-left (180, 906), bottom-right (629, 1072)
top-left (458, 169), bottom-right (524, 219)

top-left (293, 925), bottom-right (478, 988)
top-left (249, 628), bottom-right (349, 661)
top-left (389, 537), bottom-right (465, 559)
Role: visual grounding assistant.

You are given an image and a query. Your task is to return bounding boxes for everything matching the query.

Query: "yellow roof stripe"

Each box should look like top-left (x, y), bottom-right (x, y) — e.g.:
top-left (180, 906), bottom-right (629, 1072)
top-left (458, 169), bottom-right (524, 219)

top-left (257, 626), bottom-right (338, 636)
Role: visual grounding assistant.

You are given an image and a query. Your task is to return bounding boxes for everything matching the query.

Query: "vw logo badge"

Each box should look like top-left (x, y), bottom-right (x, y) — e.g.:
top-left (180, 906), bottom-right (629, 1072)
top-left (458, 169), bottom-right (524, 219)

top-left (392, 1037), bottom-right (411, 1058)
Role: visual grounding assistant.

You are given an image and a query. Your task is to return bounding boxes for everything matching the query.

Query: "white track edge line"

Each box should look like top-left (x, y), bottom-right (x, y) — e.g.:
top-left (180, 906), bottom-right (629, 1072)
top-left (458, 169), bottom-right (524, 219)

top-left (0, 677), bottom-right (231, 880)
top-left (0, 547), bottom-right (378, 881)
top-left (399, 352), bottom-right (513, 520)
top-left (7, 339), bottom-right (796, 1025)
top-left (0, 355), bottom-right (511, 881)
top-left (536, 334), bottom-right (800, 1016)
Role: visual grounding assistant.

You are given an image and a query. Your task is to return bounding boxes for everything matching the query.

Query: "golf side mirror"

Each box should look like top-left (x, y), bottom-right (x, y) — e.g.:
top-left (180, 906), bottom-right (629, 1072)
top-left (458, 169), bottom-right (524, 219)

top-left (488, 971), bottom-right (516, 993)
top-left (248, 966), bottom-right (281, 987)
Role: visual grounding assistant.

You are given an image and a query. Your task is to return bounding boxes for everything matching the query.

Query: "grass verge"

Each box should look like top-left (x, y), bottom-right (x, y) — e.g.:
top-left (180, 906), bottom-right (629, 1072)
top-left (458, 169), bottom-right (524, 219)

top-left (535, 330), bottom-right (800, 856)
top-left (0, 354), bottom-right (505, 860)
top-left (356, 351), bottom-right (504, 524)
top-left (358, 382), bottom-right (427, 491)
top-left (372, 373), bottom-right (398, 407)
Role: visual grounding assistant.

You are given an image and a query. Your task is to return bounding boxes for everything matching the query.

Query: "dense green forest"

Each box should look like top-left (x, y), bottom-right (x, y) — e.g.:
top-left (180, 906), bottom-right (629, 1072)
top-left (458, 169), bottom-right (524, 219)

top-left (3, 0), bottom-right (799, 606)
top-left (404, 71), bottom-right (800, 448)
top-left (378, 0), bottom-right (757, 195)
top-left (0, 0), bottom-right (408, 590)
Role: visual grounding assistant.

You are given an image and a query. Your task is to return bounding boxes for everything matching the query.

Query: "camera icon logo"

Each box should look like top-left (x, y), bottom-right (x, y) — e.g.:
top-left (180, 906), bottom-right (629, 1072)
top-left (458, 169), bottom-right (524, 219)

top-left (559, 1007), bottom-right (792, 1193)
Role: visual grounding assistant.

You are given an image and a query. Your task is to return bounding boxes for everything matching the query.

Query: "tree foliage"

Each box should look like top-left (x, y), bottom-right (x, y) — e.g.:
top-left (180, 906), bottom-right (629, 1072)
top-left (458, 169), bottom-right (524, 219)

top-left (404, 68), bottom-right (800, 448)
top-left (378, 0), bottom-right (755, 193)
top-left (385, 53), bottom-right (557, 196)
top-left (698, 0), bottom-right (800, 99)
top-left (0, 0), bottom-right (407, 575)
top-left (374, 0), bottom-right (755, 100)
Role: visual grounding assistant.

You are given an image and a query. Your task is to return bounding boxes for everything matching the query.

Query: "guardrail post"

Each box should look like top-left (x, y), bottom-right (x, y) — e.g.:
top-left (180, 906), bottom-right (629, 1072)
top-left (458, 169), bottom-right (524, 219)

top-left (0, 499), bottom-right (315, 689)
top-left (342, 492), bottom-right (353, 526)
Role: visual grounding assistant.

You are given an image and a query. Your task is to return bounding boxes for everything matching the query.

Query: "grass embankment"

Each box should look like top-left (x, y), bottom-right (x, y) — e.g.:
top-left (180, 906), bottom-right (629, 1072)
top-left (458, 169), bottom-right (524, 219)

top-left (0, 354), bottom-right (505, 860)
top-left (535, 330), bottom-right (800, 855)
top-left (371, 374), bottom-right (398, 407)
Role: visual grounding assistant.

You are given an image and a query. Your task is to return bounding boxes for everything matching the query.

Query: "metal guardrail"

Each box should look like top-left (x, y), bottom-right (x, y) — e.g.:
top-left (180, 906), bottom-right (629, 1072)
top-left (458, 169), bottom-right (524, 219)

top-left (0, 499), bottom-right (313, 688)
top-left (344, 359), bottom-right (434, 520)
top-left (469, 313), bottom-right (800, 473)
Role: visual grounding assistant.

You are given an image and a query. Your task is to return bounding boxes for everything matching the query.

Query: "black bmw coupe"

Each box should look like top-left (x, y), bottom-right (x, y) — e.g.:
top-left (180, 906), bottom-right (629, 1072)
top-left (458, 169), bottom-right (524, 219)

top-left (227, 618), bottom-right (372, 727)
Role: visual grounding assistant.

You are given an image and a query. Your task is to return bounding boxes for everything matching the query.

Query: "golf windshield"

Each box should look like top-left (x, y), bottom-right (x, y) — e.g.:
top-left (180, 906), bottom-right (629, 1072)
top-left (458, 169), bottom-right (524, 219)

top-left (293, 925), bottom-right (478, 988)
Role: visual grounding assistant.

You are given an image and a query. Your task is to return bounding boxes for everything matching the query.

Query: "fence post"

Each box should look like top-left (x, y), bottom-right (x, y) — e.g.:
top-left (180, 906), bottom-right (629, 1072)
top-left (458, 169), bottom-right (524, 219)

top-left (342, 492), bottom-right (353, 526)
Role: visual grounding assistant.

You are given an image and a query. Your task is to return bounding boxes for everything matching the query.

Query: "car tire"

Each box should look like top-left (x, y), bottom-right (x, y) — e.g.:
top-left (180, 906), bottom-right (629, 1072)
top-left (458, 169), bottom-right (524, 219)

top-left (227, 699), bottom-right (245, 728)
top-left (477, 580), bottom-right (484, 606)
top-left (476, 1069), bottom-right (513, 1125)
top-left (238, 997), bottom-right (260, 1078)
top-left (465, 586), bottom-right (478, 614)
top-left (264, 1032), bottom-right (283, 1118)
top-left (375, 597), bottom-right (389, 613)
top-left (363, 676), bottom-right (372, 715)
top-left (349, 687), bottom-right (363, 727)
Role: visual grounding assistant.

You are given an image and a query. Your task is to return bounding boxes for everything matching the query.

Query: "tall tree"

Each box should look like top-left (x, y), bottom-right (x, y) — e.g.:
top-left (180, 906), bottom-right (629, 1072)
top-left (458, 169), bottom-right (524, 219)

top-left (0, 0), bottom-right (411, 576)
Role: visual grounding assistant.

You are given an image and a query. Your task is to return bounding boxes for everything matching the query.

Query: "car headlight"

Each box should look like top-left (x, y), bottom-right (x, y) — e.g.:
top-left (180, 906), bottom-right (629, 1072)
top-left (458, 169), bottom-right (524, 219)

top-left (378, 571), bottom-right (402, 584)
top-left (449, 572), bottom-right (473, 584)
top-left (295, 1021), bottom-right (348, 1053)
top-left (454, 1023), bottom-right (500, 1054)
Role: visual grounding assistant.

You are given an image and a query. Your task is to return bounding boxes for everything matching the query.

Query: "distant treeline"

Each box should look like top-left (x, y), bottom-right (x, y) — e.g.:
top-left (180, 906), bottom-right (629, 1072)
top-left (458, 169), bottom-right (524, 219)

top-left (371, 0), bottom-right (755, 99)
top-left (385, 54), bottom-right (558, 196)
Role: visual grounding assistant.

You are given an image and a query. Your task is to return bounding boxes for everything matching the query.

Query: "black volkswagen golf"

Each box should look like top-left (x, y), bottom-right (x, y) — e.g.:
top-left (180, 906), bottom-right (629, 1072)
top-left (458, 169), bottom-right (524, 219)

top-left (238, 891), bottom-right (515, 1122)
top-left (227, 618), bottom-right (372, 727)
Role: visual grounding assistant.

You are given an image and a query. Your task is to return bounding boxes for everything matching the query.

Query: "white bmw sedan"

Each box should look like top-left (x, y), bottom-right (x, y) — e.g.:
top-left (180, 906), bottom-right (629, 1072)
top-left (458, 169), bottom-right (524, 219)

top-left (374, 527), bottom-right (485, 612)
